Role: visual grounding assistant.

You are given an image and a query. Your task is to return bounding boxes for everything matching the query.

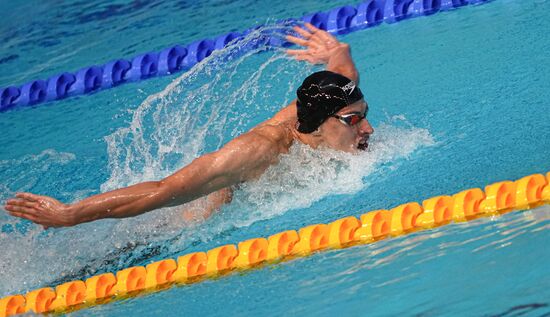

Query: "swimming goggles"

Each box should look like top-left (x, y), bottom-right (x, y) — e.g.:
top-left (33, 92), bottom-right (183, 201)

top-left (331, 111), bottom-right (366, 126)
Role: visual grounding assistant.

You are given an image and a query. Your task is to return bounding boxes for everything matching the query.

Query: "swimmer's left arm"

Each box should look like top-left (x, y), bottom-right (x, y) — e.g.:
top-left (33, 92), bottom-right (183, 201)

top-left (286, 23), bottom-right (359, 83)
top-left (4, 129), bottom-right (278, 228)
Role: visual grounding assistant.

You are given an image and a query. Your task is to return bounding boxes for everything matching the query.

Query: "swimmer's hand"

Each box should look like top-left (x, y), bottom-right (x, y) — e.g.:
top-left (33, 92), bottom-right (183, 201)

top-left (4, 193), bottom-right (72, 229)
top-left (286, 23), bottom-right (358, 82)
top-left (286, 23), bottom-right (347, 64)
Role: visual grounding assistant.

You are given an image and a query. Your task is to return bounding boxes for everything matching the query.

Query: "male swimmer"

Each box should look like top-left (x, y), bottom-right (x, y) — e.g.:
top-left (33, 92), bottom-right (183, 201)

top-left (4, 23), bottom-right (374, 228)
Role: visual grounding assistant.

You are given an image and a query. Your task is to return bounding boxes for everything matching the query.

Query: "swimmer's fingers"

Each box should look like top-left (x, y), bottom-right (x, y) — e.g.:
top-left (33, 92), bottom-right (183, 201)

top-left (292, 26), bottom-right (324, 46)
top-left (304, 23), bottom-right (332, 40)
top-left (15, 192), bottom-right (46, 202)
top-left (286, 35), bottom-right (320, 49)
top-left (5, 203), bottom-right (40, 219)
top-left (5, 194), bottom-right (69, 228)
top-left (6, 204), bottom-right (48, 225)
top-left (8, 210), bottom-right (56, 228)
top-left (286, 49), bottom-right (307, 56)
top-left (304, 23), bottom-right (337, 45)
top-left (304, 22), bottom-right (321, 33)
top-left (14, 192), bottom-right (66, 212)
top-left (285, 35), bottom-right (307, 47)
top-left (6, 193), bottom-right (50, 214)
top-left (7, 206), bottom-right (60, 228)
top-left (5, 198), bottom-right (40, 211)
top-left (286, 49), bottom-right (314, 62)
top-left (295, 53), bottom-right (320, 64)
top-left (7, 210), bottom-right (40, 222)
top-left (292, 26), bottom-right (312, 39)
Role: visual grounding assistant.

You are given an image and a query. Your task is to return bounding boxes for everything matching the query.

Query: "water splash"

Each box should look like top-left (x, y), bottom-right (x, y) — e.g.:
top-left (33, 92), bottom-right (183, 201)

top-left (0, 149), bottom-right (77, 295)
top-left (101, 23), bottom-right (307, 191)
top-left (216, 122), bottom-right (435, 230)
top-left (0, 24), bottom-right (309, 295)
top-left (0, 149), bottom-right (76, 221)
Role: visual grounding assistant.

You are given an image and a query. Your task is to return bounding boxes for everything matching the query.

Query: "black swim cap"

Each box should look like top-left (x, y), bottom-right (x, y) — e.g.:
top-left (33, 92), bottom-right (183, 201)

top-left (296, 70), bottom-right (364, 134)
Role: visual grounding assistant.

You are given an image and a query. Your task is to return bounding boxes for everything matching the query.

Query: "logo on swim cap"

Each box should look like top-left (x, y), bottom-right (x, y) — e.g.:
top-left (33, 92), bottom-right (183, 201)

top-left (341, 81), bottom-right (356, 95)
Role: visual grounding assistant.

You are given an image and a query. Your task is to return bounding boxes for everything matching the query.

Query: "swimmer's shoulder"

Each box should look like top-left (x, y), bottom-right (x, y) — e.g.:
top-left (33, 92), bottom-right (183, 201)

top-left (251, 123), bottom-right (290, 142)
top-left (250, 121), bottom-right (294, 153)
top-left (247, 101), bottom-right (298, 151)
top-left (255, 100), bottom-right (297, 137)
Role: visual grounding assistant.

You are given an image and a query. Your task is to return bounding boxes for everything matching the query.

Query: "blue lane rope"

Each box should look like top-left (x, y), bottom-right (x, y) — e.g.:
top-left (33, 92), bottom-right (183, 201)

top-left (0, 0), bottom-right (489, 112)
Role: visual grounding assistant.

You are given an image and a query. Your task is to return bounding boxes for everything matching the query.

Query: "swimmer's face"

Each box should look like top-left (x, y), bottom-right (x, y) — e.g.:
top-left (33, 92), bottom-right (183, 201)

top-left (317, 100), bottom-right (374, 153)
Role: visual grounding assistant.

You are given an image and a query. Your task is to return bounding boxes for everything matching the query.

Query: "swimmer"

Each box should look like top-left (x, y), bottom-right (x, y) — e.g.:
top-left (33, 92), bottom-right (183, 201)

top-left (4, 23), bottom-right (374, 228)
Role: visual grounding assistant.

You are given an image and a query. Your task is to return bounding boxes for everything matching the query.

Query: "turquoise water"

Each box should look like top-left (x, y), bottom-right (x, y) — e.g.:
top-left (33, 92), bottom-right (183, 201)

top-left (1, 0), bottom-right (549, 316)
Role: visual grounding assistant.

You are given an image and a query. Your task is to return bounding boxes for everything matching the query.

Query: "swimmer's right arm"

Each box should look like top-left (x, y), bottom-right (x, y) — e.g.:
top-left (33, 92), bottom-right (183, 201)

top-left (5, 130), bottom-right (279, 228)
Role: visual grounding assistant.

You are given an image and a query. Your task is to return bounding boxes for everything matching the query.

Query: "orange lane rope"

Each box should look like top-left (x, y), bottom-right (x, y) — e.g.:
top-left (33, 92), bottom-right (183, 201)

top-left (1, 172), bottom-right (549, 316)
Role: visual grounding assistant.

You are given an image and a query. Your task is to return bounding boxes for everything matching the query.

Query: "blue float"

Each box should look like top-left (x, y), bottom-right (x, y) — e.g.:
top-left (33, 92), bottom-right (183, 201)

top-left (384, 0), bottom-right (414, 23)
top-left (411, 0), bottom-right (441, 16)
top-left (45, 73), bottom-right (76, 101)
top-left (127, 53), bottom-right (159, 81)
top-left (68, 66), bottom-right (103, 95)
top-left (0, 0), bottom-right (489, 112)
top-left (0, 87), bottom-right (20, 111)
top-left (215, 32), bottom-right (243, 50)
top-left (327, 6), bottom-right (358, 34)
top-left (182, 39), bottom-right (216, 69)
top-left (441, 0), bottom-right (468, 10)
top-left (350, 0), bottom-right (386, 30)
top-left (19, 80), bottom-right (48, 106)
top-left (158, 45), bottom-right (188, 75)
top-left (102, 59), bottom-right (131, 88)
top-left (302, 12), bottom-right (329, 30)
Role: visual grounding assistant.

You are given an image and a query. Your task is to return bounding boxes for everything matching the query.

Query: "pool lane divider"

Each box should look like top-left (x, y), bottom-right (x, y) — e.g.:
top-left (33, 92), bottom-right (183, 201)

top-left (0, 0), bottom-right (493, 112)
top-left (1, 171), bottom-right (549, 316)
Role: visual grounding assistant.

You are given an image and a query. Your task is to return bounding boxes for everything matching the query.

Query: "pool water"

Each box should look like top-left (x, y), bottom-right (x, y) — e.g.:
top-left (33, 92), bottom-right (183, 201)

top-left (1, 0), bottom-right (549, 316)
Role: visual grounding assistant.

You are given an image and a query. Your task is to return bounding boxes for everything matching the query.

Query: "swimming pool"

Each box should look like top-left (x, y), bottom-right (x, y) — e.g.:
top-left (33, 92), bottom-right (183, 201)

top-left (1, 0), bottom-right (549, 316)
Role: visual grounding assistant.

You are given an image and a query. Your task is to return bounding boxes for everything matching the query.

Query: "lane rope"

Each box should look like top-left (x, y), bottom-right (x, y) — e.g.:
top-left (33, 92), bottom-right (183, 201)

top-left (1, 171), bottom-right (549, 316)
top-left (0, 0), bottom-right (491, 112)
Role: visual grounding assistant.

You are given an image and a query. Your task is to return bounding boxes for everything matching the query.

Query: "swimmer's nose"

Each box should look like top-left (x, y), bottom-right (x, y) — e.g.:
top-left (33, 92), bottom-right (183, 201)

top-left (359, 118), bottom-right (374, 135)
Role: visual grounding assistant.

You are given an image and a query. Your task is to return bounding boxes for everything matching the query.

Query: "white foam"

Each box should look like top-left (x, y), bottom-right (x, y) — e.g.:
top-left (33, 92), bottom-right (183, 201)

top-left (209, 122), bottom-right (435, 230)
